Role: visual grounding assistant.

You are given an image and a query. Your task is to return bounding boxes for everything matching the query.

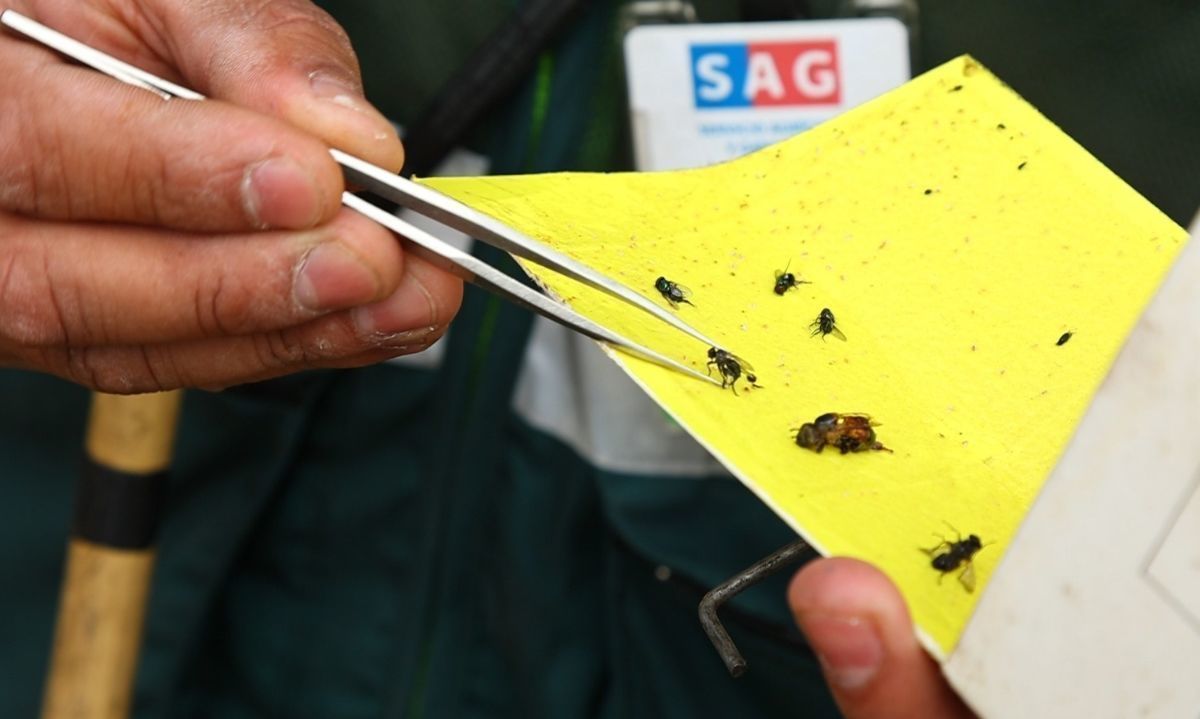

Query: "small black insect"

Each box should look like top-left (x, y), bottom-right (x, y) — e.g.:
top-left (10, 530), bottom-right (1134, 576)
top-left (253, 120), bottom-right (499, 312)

top-left (707, 347), bottom-right (759, 394)
top-left (949, 84), bottom-right (963, 93)
top-left (1018, 161), bottom-right (1027, 170)
top-left (810, 308), bottom-right (846, 341)
top-left (654, 276), bottom-right (693, 308)
top-left (923, 529), bottom-right (984, 592)
top-left (773, 261), bottom-right (810, 295)
top-left (1057, 331), bottom-right (1073, 346)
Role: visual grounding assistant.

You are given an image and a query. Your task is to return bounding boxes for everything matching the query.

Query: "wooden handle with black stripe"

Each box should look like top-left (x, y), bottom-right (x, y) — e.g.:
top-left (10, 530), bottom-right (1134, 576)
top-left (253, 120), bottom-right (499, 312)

top-left (41, 391), bottom-right (182, 719)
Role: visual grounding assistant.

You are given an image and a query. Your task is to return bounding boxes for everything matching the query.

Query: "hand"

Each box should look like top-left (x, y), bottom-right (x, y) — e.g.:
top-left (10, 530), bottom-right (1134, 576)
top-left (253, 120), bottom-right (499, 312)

top-left (0, 0), bottom-right (462, 392)
top-left (788, 558), bottom-right (976, 719)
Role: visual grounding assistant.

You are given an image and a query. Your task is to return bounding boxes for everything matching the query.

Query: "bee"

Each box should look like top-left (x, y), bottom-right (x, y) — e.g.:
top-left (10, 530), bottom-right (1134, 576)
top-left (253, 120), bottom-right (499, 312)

top-left (773, 261), bottom-right (810, 295)
top-left (810, 308), bottom-right (846, 341)
top-left (1056, 331), bottom-right (1073, 346)
top-left (793, 413), bottom-right (891, 454)
top-left (923, 528), bottom-right (984, 592)
top-left (655, 276), bottom-right (694, 308)
top-left (707, 347), bottom-right (760, 394)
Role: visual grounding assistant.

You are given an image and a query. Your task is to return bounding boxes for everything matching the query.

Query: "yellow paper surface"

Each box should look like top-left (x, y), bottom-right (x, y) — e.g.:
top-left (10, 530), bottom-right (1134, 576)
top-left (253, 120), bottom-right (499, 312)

top-left (424, 56), bottom-right (1186, 656)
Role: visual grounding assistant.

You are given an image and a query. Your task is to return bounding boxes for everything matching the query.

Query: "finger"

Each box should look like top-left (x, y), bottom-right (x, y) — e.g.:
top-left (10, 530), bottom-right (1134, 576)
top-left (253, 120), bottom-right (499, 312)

top-left (788, 558), bottom-right (975, 719)
top-left (0, 207), bottom-right (402, 347)
top-left (16, 253), bottom-right (463, 393)
top-left (30, 0), bottom-right (403, 168)
top-left (0, 31), bottom-right (347, 231)
top-left (146, 0), bottom-right (403, 170)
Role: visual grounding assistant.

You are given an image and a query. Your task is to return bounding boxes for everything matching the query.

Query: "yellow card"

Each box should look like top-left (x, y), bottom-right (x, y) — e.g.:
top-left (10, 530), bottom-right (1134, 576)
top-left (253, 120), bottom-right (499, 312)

top-left (424, 56), bottom-right (1186, 656)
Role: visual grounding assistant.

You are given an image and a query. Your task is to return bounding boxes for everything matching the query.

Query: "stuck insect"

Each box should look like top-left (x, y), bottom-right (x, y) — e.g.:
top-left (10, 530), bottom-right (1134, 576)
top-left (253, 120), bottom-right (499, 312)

top-left (654, 276), bottom-right (694, 308)
top-left (1057, 331), bottom-right (1073, 346)
top-left (809, 308), bottom-right (846, 341)
top-left (923, 528), bottom-right (984, 592)
top-left (707, 348), bottom-right (760, 395)
top-left (793, 412), bottom-right (891, 454)
top-left (773, 261), bottom-right (810, 295)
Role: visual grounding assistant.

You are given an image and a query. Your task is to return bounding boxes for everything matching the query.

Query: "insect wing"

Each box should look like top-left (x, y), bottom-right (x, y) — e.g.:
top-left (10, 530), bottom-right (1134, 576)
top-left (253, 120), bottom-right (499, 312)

top-left (672, 283), bottom-right (693, 300)
top-left (726, 352), bottom-right (754, 373)
top-left (921, 534), bottom-right (952, 558)
top-left (839, 413), bottom-right (879, 428)
top-left (958, 562), bottom-right (977, 593)
top-left (829, 325), bottom-right (848, 341)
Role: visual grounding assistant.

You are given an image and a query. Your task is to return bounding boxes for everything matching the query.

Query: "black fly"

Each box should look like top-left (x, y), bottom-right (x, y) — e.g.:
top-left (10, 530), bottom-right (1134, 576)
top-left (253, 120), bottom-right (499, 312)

top-left (773, 261), bottom-right (809, 295)
top-left (1057, 331), bottom-right (1073, 346)
top-left (707, 348), bottom-right (759, 395)
top-left (923, 529), bottom-right (984, 592)
top-left (655, 276), bottom-right (694, 308)
top-left (810, 308), bottom-right (846, 341)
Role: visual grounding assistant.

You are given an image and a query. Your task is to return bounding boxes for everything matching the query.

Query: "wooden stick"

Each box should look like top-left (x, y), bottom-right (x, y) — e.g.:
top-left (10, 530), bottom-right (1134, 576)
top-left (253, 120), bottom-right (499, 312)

top-left (41, 391), bottom-right (182, 719)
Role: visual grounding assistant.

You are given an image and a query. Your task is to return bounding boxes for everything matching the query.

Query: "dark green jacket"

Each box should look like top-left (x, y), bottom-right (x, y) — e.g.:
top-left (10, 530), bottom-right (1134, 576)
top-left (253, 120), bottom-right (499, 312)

top-left (2, 2), bottom-right (1198, 717)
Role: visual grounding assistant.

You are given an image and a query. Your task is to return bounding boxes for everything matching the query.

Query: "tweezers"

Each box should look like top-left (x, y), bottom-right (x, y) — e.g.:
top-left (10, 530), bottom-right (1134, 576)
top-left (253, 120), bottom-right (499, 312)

top-left (1, 10), bottom-right (726, 386)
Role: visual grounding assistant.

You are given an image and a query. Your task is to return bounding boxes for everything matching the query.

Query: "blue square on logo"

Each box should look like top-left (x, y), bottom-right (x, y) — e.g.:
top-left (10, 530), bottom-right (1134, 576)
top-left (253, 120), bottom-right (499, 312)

top-left (690, 44), bottom-right (749, 108)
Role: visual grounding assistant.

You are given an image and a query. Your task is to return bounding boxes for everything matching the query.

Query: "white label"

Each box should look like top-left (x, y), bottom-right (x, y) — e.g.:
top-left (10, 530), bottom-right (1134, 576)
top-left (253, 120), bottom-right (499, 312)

top-left (624, 19), bottom-right (910, 170)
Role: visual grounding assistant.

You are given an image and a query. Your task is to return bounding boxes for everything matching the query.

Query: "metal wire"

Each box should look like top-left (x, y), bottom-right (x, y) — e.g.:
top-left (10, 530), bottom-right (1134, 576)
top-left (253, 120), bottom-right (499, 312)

top-left (698, 538), bottom-right (813, 677)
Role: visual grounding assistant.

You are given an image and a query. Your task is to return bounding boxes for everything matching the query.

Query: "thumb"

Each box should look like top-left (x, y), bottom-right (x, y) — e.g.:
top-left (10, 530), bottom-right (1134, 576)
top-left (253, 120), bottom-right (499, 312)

top-left (788, 558), bottom-right (975, 719)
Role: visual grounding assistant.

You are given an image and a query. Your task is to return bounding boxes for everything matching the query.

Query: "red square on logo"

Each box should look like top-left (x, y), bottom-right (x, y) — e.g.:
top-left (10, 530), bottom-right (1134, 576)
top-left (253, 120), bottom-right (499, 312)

top-left (745, 40), bottom-right (841, 106)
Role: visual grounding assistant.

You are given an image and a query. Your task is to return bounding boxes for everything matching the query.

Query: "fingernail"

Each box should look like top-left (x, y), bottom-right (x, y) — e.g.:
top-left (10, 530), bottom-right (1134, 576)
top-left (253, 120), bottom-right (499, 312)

top-left (371, 326), bottom-right (438, 351)
top-left (309, 71), bottom-right (400, 144)
top-left (351, 276), bottom-right (437, 340)
top-left (293, 242), bottom-right (381, 312)
top-left (309, 71), bottom-right (368, 112)
top-left (798, 614), bottom-right (883, 692)
top-left (243, 157), bottom-right (321, 229)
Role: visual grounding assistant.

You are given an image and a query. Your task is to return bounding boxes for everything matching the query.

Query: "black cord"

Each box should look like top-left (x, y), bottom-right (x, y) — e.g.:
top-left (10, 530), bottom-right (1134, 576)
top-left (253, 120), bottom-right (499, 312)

top-left (400, 0), bottom-right (589, 178)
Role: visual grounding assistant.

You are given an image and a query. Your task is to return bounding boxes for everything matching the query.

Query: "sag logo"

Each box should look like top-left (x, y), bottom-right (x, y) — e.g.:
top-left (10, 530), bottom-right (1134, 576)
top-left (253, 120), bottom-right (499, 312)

top-left (690, 40), bottom-right (841, 108)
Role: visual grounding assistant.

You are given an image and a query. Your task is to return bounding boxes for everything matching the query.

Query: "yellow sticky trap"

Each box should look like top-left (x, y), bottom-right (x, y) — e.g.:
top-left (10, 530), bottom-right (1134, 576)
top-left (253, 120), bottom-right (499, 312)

top-left (425, 56), bottom-right (1186, 656)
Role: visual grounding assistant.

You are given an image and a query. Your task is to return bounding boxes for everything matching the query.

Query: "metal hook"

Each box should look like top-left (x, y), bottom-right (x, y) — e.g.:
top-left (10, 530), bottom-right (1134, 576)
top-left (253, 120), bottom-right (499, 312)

top-left (698, 538), bottom-right (813, 677)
